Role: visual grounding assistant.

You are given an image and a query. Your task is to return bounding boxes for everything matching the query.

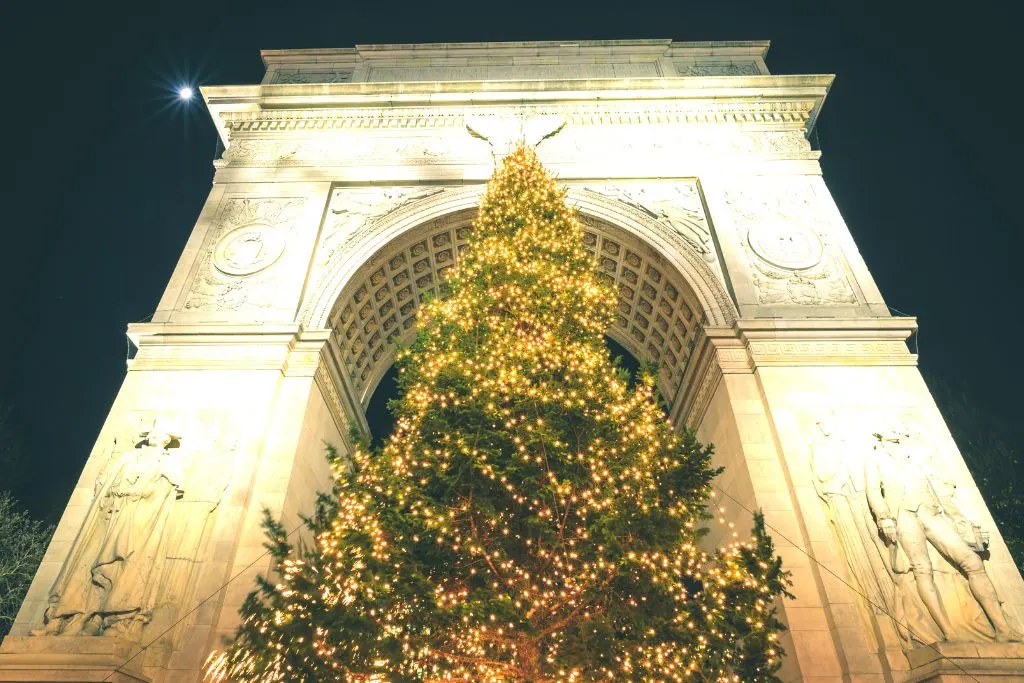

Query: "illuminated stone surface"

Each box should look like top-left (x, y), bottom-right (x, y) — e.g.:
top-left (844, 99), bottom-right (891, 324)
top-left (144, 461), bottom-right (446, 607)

top-left (1, 39), bottom-right (1022, 682)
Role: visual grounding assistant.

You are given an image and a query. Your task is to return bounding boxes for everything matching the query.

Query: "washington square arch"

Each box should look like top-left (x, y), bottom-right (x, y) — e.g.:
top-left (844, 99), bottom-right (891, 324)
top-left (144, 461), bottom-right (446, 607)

top-left (2, 38), bottom-right (1023, 683)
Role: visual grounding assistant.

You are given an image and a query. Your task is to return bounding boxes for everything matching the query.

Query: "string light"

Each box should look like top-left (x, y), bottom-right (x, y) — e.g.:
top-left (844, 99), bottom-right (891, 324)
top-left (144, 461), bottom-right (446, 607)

top-left (205, 145), bottom-right (790, 682)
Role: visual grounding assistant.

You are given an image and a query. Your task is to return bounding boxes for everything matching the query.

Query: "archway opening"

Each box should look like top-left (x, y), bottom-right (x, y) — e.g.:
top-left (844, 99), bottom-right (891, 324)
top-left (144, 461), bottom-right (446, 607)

top-left (365, 336), bottom-right (644, 446)
top-left (328, 210), bottom-right (709, 424)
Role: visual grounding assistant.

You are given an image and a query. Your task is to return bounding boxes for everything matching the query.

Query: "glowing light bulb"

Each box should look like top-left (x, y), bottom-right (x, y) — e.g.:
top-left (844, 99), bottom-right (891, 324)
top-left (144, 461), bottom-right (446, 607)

top-left (178, 86), bottom-right (194, 101)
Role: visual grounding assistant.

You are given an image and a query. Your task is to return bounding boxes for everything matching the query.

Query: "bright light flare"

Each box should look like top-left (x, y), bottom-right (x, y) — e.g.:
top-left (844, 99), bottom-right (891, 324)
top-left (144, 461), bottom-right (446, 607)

top-left (177, 86), bottom-right (194, 101)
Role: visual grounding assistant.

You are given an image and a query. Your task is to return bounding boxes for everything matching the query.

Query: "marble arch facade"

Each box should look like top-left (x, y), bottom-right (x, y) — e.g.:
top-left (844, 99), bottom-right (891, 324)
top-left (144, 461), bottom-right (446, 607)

top-left (3, 39), bottom-right (1023, 683)
top-left (308, 187), bottom-right (732, 420)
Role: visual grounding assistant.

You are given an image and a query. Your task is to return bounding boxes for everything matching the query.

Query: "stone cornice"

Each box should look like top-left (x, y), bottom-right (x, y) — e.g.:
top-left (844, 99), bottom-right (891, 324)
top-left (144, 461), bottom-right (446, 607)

top-left (125, 323), bottom-right (323, 372)
top-left (728, 317), bottom-right (919, 368)
top-left (126, 322), bottom-right (303, 345)
top-left (204, 75), bottom-right (829, 108)
top-left (260, 40), bottom-right (771, 65)
top-left (734, 317), bottom-right (918, 336)
top-left (676, 317), bottom-right (918, 425)
top-left (203, 76), bottom-right (831, 144)
top-left (736, 317), bottom-right (918, 367)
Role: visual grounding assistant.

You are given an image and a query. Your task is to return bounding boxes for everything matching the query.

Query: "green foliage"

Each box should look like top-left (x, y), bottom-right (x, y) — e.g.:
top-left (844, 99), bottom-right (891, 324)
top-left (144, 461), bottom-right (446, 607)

top-left (210, 147), bottom-right (790, 682)
top-left (0, 492), bottom-right (53, 640)
top-left (926, 374), bottom-right (1024, 570)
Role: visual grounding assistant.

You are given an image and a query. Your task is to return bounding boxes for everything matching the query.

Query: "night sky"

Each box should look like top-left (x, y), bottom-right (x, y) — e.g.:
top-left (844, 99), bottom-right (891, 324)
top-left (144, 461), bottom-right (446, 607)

top-left (2, 0), bottom-right (1021, 521)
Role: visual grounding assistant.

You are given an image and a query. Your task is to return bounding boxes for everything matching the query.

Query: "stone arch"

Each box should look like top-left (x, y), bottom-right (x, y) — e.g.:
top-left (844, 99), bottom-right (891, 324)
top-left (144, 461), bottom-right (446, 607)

top-left (302, 186), bottom-right (737, 411)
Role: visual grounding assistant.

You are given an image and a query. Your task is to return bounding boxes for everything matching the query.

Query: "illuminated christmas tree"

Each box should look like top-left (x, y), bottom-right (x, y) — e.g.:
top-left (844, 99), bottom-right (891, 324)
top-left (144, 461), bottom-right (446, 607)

top-left (207, 146), bottom-right (791, 682)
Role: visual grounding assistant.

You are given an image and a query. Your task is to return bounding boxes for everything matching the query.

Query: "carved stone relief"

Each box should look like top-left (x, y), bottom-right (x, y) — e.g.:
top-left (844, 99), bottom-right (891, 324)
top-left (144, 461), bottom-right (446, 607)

top-left (220, 100), bottom-right (814, 136)
top-left (212, 225), bottom-right (286, 276)
top-left (184, 198), bottom-right (306, 312)
top-left (219, 128), bottom-right (812, 169)
top-left (580, 182), bottom-right (715, 263)
top-left (271, 69), bottom-right (353, 84)
top-left (220, 134), bottom-right (476, 167)
top-left (364, 62), bottom-right (658, 82)
top-left (674, 61), bottom-right (760, 76)
top-left (33, 413), bottom-right (234, 645)
top-left (808, 414), bottom-right (1022, 651)
top-left (303, 187), bottom-right (450, 327)
top-left (724, 181), bottom-right (859, 305)
top-left (318, 187), bottom-right (447, 269)
top-left (465, 113), bottom-right (566, 158)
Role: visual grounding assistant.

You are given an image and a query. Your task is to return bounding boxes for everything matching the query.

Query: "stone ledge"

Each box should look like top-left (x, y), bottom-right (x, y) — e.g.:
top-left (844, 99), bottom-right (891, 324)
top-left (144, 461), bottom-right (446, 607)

top-left (0, 637), bottom-right (149, 683)
top-left (736, 317), bottom-right (919, 367)
top-left (904, 641), bottom-right (1024, 682)
top-left (124, 323), bottom-right (333, 373)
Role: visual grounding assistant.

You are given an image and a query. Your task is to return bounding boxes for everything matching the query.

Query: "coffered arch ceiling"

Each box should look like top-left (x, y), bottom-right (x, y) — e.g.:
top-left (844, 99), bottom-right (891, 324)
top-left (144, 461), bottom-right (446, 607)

top-left (327, 208), bottom-right (709, 408)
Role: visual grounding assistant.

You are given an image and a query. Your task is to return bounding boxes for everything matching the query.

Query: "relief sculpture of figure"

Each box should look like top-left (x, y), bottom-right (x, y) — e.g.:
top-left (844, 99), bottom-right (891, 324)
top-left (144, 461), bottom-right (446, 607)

top-left (809, 416), bottom-right (943, 650)
top-left (811, 418), bottom-right (892, 616)
top-left (35, 422), bottom-right (185, 639)
top-left (583, 184), bottom-right (714, 262)
top-left (321, 187), bottom-right (444, 265)
top-left (865, 426), bottom-right (1021, 642)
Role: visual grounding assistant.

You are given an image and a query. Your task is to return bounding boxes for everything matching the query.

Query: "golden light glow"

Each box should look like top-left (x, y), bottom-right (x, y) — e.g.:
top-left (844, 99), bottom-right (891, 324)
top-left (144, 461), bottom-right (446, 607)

top-left (205, 146), bottom-right (788, 682)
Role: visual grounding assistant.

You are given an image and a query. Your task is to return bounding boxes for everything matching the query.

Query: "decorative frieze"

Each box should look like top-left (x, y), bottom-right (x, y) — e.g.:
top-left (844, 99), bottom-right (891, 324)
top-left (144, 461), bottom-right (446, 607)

top-left (736, 319), bottom-right (917, 366)
top-left (674, 62), bottom-right (760, 76)
top-left (746, 339), bottom-right (915, 365)
top-left (271, 69), bottom-right (353, 84)
top-left (365, 62), bottom-right (659, 82)
top-left (220, 134), bottom-right (478, 167)
top-left (218, 100), bottom-right (814, 134)
top-left (219, 127), bottom-right (812, 170)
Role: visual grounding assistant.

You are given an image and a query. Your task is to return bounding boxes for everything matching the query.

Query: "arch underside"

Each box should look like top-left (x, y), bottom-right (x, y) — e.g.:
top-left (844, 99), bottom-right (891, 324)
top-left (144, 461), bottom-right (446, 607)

top-left (327, 208), bottom-right (710, 409)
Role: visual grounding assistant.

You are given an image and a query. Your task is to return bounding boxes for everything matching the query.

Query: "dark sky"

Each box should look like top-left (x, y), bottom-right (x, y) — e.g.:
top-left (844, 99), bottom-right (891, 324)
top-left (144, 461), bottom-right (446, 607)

top-left (2, 0), bottom-right (1021, 521)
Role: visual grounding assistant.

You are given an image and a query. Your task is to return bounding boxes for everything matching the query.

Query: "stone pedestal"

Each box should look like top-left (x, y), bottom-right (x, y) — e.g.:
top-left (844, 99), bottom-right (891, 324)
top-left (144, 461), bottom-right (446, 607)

top-left (0, 637), bottom-right (150, 682)
top-left (906, 642), bottom-right (1024, 682)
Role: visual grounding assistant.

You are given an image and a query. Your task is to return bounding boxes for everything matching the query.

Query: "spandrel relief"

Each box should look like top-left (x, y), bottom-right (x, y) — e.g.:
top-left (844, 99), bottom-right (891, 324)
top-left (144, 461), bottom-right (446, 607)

top-left (809, 413), bottom-right (1022, 648)
top-left (318, 187), bottom-right (446, 268)
top-left (34, 415), bottom-right (233, 643)
top-left (724, 180), bottom-right (859, 306)
top-left (581, 182), bottom-right (715, 263)
top-left (302, 187), bottom-right (449, 322)
top-left (184, 198), bottom-right (306, 312)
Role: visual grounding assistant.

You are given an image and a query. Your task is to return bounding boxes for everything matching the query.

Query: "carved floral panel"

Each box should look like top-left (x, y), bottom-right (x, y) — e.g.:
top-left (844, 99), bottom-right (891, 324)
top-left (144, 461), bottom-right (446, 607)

top-left (183, 197), bottom-right (307, 312)
top-left (723, 179), bottom-right (859, 306)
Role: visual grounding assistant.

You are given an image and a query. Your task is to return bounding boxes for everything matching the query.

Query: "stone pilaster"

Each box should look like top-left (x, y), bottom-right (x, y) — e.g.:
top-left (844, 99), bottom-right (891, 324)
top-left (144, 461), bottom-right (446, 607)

top-left (688, 319), bottom-right (1024, 682)
top-left (0, 324), bottom-right (356, 683)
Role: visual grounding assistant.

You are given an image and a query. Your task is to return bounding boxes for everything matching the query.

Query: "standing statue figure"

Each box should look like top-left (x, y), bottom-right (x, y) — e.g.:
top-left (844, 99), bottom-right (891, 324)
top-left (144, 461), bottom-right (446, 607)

top-left (810, 416), bottom-right (945, 649)
top-left (36, 423), bottom-right (185, 639)
top-left (811, 418), bottom-right (895, 634)
top-left (865, 426), bottom-right (1021, 642)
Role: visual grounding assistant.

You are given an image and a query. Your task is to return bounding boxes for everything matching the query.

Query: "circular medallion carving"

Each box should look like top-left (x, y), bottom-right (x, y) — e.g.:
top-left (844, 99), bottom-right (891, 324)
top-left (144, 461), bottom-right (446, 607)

top-left (213, 224), bottom-right (286, 276)
top-left (748, 223), bottom-right (823, 270)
